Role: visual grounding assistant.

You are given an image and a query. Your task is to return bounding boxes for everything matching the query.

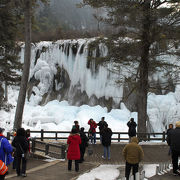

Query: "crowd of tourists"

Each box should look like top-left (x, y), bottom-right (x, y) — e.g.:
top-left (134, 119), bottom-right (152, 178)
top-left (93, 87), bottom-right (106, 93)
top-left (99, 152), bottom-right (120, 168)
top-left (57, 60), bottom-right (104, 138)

top-left (66, 117), bottom-right (144, 180)
top-left (0, 118), bottom-right (180, 179)
top-left (0, 127), bottom-right (30, 179)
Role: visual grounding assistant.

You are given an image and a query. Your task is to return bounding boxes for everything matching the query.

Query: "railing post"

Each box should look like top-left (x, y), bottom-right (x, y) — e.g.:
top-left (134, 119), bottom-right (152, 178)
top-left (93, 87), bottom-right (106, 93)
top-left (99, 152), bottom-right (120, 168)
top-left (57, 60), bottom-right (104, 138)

top-left (41, 129), bottom-right (44, 141)
top-left (55, 132), bottom-right (58, 140)
top-left (45, 144), bottom-right (49, 155)
top-left (162, 131), bottom-right (166, 142)
top-left (118, 133), bottom-right (120, 142)
top-left (147, 133), bottom-right (150, 141)
top-left (31, 138), bottom-right (35, 153)
top-left (61, 144), bottom-right (66, 159)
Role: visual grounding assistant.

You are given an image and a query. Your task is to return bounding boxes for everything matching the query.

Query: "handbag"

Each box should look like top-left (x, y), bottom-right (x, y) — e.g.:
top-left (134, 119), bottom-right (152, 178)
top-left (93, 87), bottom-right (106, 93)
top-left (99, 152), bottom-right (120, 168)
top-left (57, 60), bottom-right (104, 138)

top-left (18, 143), bottom-right (28, 159)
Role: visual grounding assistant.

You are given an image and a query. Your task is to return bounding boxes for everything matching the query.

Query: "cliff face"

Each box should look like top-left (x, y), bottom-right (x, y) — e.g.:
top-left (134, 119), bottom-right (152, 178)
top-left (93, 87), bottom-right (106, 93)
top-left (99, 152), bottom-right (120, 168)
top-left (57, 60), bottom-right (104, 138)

top-left (21, 38), bottom-right (175, 112)
top-left (22, 39), bottom-right (123, 111)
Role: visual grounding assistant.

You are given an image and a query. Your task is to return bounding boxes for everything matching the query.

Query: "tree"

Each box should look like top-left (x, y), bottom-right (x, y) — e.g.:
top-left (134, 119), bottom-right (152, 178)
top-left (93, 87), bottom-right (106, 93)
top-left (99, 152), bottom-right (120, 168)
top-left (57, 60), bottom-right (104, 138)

top-left (82, 0), bottom-right (180, 140)
top-left (0, 0), bottom-right (22, 102)
top-left (13, 0), bottom-right (48, 130)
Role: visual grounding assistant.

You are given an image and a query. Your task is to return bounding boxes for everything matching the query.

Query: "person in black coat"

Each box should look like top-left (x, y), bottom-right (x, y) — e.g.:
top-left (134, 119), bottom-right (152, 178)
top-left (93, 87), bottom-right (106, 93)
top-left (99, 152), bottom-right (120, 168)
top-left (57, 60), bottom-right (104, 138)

top-left (72, 120), bottom-right (80, 133)
top-left (166, 124), bottom-right (174, 155)
top-left (127, 118), bottom-right (137, 141)
top-left (101, 124), bottom-right (112, 160)
top-left (79, 127), bottom-right (89, 163)
top-left (12, 128), bottom-right (29, 177)
top-left (167, 121), bottom-right (180, 176)
top-left (97, 117), bottom-right (108, 143)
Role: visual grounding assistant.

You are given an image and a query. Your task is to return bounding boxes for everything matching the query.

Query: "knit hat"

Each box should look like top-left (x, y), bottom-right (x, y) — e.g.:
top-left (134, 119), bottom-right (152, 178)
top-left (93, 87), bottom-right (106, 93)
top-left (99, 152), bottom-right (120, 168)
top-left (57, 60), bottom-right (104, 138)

top-left (0, 128), bottom-right (5, 133)
top-left (175, 121), bottom-right (180, 128)
top-left (131, 136), bottom-right (139, 144)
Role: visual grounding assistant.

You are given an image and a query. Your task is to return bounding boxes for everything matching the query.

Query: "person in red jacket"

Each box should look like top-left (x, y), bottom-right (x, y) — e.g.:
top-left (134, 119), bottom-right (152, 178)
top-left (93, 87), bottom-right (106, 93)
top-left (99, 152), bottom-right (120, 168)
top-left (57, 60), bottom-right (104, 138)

top-left (67, 128), bottom-right (81, 172)
top-left (88, 118), bottom-right (97, 144)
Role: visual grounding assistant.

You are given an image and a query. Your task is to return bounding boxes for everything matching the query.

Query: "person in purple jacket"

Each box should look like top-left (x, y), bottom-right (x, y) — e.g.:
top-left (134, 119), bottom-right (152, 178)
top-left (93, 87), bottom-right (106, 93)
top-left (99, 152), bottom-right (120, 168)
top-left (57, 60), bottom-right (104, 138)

top-left (0, 128), bottom-right (13, 180)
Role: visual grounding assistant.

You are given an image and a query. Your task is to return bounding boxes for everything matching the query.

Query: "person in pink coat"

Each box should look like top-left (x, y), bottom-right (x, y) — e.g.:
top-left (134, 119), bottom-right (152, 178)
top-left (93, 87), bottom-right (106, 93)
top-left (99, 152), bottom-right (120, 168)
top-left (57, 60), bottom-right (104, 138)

top-left (67, 128), bottom-right (81, 172)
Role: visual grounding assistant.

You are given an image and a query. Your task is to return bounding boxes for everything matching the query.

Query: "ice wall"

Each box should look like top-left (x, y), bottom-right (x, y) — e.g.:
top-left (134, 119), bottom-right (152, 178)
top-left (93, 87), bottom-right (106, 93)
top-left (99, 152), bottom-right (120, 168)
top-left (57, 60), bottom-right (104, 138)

top-left (21, 38), bottom-right (124, 108)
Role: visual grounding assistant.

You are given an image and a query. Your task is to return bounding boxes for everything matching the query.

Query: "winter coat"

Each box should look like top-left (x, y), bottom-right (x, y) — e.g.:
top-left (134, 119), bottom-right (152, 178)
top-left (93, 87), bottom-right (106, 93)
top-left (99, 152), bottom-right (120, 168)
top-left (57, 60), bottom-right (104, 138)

top-left (88, 120), bottom-right (97, 133)
top-left (0, 134), bottom-right (13, 165)
top-left (127, 121), bottom-right (137, 137)
top-left (80, 131), bottom-right (89, 150)
top-left (167, 127), bottom-right (180, 151)
top-left (101, 127), bottom-right (112, 147)
top-left (97, 121), bottom-right (108, 135)
top-left (12, 136), bottom-right (29, 157)
top-left (67, 134), bottom-right (81, 160)
top-left (123, 137), bottom-right (144, 164)
top-left (166, 128), bottom-right (173, 146)
top-left (72, 125), bottom-right (80, 132)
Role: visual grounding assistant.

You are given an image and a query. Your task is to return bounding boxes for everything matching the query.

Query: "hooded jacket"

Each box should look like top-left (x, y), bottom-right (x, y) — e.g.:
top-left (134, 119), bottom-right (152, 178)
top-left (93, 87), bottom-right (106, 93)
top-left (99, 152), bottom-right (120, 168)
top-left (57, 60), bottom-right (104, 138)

top-left (127, 121), bottom-right (137, 137)
top-left (168, 122), bottom-right (180, 151)
top-left (0, 134), bottom-right (13, 165)
top-left (67, 133), bottom-right (81, 160)
top-left (88, 120), bottom-right (97, 133)
top-left (101, 127), bottom-right (112, 147)
top-left (12, 128), bottom-right (29, 156)
top-left (123, 137), bottom-right (144, 164)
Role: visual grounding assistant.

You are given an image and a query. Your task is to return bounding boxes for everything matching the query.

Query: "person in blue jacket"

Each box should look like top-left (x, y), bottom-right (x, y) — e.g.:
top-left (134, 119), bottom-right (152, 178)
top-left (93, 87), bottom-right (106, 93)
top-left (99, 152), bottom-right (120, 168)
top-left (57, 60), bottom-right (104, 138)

top-left (0, 127), bottom-right (13, 180)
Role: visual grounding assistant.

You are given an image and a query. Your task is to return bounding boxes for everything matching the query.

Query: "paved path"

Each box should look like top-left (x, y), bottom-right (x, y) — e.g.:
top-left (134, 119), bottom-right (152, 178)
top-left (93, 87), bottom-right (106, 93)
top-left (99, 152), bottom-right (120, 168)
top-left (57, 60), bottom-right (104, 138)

top-left (6, 158), bottom-right (99, 180)
top-left (85, 143), bottom-right (171, 164)
top-left (5, 143), bottom-right (178, 180)
top-left (149, 171), bottom-right (180, 180)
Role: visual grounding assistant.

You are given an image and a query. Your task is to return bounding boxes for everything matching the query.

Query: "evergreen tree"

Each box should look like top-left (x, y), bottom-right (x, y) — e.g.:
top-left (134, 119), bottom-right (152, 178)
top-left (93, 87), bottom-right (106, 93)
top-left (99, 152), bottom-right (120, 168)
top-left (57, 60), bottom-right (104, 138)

top-left (0, 0), bottom-right (22, 102)
top-left (82, 0), bottom-right (180, 139)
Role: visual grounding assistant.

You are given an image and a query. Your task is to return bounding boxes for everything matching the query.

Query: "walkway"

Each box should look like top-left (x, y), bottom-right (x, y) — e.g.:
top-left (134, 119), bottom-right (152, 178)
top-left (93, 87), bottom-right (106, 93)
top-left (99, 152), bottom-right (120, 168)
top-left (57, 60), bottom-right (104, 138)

top-left (6, 157), bottom-right (98, 180)
top-left (5, 143), bottom-right (179, 180)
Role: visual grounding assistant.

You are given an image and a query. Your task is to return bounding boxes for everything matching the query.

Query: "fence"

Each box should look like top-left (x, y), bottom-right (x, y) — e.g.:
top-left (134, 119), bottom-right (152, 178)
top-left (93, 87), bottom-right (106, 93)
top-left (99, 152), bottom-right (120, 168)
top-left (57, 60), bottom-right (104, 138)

top-left (31, 138), bottom-right (66, 159)
top-left (20, 130), bottom-right (167, 142)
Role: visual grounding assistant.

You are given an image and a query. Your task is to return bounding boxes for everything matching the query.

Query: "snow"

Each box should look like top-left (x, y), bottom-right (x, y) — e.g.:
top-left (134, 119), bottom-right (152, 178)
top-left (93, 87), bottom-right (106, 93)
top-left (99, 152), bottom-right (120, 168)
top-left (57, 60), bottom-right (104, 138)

top-left (27, 39), bottom-right (124, 104)
top-left (76, 164), bottom-right (160, 180)
top-left (2, 83), bottom-right (180, 135)
top-left (0, 85), bottom-right (178, 180)
top-left (77, 165), bottom-right (120, 180)
top-left (1, 38), bottom-right (180, 179)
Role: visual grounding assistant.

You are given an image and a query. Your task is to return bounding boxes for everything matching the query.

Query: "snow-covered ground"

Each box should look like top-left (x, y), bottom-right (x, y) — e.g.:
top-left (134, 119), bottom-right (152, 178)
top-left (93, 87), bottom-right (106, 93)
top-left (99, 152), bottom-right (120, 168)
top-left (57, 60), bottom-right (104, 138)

top-left (1, 84), bottom-right (180, 135)
top-left (76, 163), bottom-right (170, 180)
top-left (0, 84), bottom-right (179, 180)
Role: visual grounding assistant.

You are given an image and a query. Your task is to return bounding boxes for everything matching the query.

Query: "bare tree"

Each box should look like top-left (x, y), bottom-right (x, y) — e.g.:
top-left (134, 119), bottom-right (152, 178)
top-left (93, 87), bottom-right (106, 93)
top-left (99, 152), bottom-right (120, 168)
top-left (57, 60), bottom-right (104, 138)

top-left (14, 0), bottom-right (32, 129)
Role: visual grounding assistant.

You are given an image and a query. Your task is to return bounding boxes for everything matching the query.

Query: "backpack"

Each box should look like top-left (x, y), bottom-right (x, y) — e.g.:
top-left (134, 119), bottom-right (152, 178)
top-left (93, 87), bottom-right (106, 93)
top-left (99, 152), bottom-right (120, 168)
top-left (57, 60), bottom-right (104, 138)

top-left (0, 160), bottom-right (8, 175)
top-left (0, 138), bottom-right (8, 175)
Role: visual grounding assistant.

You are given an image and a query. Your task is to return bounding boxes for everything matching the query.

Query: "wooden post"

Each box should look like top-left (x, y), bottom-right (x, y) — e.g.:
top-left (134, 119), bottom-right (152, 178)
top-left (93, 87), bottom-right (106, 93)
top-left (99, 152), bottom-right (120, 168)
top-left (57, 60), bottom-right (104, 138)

top-left (162, 131), bottom-right (166, 142)
top-left (61, 144), bottom-right (66, 159)
top-left (118, 133), bottom-right (120, 142)
top-left (31, 138), bottom-right (35, 153)
top-left (55, 132), bottom-right (58, 140)
top-left (41, 129), bottom-right (44, 141)
top-left (45, 144), bottom-right (49, 155)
